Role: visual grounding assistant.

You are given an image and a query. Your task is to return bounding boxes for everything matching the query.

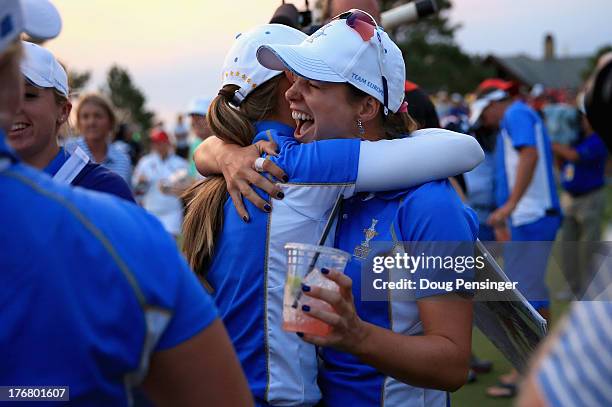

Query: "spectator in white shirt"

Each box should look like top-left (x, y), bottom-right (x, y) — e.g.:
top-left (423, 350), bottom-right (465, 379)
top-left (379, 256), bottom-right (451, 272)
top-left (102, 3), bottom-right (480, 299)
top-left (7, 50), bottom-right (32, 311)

top-left (133, 130), bottom-right (190, 237)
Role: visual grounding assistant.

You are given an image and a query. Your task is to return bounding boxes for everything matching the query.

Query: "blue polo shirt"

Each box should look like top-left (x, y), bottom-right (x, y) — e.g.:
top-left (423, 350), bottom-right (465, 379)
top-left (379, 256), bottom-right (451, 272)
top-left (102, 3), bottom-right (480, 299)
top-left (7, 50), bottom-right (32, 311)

top-left (320, 179), bottom-right (478, 407)
top-left (560, 133), bottom-right (608, 196)
top-left (495, 101), bottom-right (560, 227)
top-left (44, 147), bottom-right (135, 202)
top-left (207, 120), bottom-right (361, 406)
top-left (0, 133), bottom-right (217, 406)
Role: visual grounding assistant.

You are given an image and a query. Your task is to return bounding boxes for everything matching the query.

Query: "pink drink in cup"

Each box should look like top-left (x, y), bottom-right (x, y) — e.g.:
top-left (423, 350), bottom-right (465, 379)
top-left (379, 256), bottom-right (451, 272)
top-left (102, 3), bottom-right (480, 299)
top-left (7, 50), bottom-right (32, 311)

top-left (283, 243), bottom-right (350, 336)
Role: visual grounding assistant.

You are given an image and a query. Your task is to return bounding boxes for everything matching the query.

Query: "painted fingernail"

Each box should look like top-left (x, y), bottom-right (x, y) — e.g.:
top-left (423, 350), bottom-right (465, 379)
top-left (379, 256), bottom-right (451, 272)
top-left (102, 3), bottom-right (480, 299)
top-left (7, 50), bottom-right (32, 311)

top-left (296, 332), bottom-right (304, 337)
top-left (264, 204), bottom-right (271, 212)
top-left (321, 268), bottom-right (330, 275)
top-left (302, 305), bottom-right (310, 312)
top-left (282, 175), bottom-right (289, 182)
top-left (242, 216), bottom-right (249, 223)
top-left (276, 191), bottom-right (285, 199)
top-left (302, 284), bottom-right (311, 292)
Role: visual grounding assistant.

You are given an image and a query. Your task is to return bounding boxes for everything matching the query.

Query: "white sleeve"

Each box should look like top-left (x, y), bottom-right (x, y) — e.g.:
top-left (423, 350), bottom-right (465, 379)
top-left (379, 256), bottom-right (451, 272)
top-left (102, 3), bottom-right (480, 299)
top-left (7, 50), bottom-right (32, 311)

top-left (356, 128), bottom-right (485, 192)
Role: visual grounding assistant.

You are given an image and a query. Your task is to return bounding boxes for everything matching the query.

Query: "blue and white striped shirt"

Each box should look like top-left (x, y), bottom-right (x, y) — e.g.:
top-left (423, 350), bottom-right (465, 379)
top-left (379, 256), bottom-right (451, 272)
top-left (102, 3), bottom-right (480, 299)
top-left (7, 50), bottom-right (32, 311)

top-left (537, 300), bottom-right (612, 407)
top-left (66, 137), bottom-right (132, 184)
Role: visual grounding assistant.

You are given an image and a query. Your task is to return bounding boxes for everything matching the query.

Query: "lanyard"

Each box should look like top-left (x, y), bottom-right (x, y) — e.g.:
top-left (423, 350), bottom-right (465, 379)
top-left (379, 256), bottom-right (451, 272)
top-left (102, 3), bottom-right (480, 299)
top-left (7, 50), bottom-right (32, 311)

top-left (53, 146), bottom-right (89, 184)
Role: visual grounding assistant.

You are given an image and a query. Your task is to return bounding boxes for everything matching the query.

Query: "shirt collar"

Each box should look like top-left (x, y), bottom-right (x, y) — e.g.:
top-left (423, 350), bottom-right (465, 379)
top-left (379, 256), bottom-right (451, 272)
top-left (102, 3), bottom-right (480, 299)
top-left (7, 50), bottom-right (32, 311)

top-left (254, 120), bottom-right (295, 136)
top-left (44, 147), bottom-right (68, 176)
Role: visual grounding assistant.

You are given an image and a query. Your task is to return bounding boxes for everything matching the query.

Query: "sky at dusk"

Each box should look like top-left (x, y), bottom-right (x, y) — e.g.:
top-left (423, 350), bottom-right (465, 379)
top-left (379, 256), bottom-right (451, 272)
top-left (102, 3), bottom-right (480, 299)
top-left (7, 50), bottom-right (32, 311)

top-left (45, 0), bottom-right (612, 128)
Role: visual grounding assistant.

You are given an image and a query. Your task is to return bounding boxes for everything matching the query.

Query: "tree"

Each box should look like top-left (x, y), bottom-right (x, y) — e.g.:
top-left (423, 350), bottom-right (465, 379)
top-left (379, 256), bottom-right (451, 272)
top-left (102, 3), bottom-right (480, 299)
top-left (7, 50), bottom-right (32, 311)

top-left (103, 65), bottom-right (155, 133)
top-left (67, 69), bottom-right (91, 95)
top-left (380, 0), bottom-right (494, 94)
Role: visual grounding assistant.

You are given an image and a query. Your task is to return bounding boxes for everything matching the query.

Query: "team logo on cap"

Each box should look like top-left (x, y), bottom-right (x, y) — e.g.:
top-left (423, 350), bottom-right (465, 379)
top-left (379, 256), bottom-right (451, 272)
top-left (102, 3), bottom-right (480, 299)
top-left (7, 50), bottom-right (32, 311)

top-left (306, 24), bottom-right (331, 43)
top-left (354, 219), bottom-right (379, 259)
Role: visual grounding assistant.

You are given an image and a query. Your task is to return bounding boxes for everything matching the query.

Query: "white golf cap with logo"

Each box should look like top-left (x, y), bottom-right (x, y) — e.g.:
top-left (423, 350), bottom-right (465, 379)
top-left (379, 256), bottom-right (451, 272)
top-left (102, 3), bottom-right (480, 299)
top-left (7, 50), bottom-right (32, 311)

top-left (221, 23), bottom-right (306, 105)
top-left (21, 41), bottom-right (68, 97)
top-left (256, 17), bottom-right (406, 113)
top-left (1, 0), bottom-right (62, 54)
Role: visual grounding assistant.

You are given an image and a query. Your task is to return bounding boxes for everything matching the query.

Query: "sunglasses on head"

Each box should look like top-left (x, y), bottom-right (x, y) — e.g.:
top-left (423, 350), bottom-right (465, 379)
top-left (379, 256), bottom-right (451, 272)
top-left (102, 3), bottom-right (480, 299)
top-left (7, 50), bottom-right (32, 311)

top-left (331, 9), bottom-right (389, 114)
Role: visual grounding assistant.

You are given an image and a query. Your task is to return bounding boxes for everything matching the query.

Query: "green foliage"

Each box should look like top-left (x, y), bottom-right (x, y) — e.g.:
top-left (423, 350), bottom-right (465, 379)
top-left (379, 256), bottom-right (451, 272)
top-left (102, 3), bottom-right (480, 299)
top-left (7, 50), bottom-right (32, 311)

top-left (582, 44), bottom-right (612, 80)
top-left (380, 0), bottom-right (493, 93)
top-left (104, 65), bottom-right (154, 132)
top-left (67, 69), bottom-right (91, 95)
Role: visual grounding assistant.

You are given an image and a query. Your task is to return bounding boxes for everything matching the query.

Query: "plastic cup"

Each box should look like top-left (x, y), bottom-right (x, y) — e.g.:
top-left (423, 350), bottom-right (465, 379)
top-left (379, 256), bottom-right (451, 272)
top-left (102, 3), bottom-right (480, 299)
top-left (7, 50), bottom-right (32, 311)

top-left (283, 243), bottom-right (351, 336)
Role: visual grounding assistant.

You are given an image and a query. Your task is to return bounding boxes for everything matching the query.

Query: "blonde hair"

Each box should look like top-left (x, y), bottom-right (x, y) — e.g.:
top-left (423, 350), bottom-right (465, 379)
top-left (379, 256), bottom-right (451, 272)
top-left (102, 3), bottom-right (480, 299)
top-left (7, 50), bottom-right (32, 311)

top-left (182, 75), bottom-right (282, 275)
top-left (75, 93), bottom-right (117, 132)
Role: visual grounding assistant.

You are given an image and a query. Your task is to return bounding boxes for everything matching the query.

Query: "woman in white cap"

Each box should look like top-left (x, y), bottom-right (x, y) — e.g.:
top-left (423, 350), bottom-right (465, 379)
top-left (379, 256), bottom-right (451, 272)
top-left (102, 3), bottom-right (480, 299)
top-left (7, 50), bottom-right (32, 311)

top-left (183, 20), bottom-right (482, 406)
top-left (0, 1), bottom-right (252, 406)
top-left (254, 10), bottom-right (476, 406)
top-left (7, 41), bottom-right (134, 201)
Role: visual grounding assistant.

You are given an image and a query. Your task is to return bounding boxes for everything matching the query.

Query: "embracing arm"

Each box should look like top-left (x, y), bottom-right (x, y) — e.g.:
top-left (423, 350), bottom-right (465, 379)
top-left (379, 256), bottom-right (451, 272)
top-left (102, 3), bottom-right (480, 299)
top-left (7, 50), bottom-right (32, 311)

top-left (356, 129), bottom-right (484, 192)
top-left (193, 136), bottom-right (286, 219)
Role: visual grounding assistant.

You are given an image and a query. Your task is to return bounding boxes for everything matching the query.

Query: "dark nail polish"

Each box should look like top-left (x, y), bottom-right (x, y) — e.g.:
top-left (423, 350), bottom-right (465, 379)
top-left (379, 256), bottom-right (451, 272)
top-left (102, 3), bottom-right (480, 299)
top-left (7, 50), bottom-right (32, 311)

top-left (302, 305), bottom-right (310, 312)
top-left (296, 332), bottom-right (304, 337)
top-left (242, 216), bottom-right (249, 223)
top-left (302, 284), bottom-right (311, 292)
top-left (321, 268), bottom-right (330, 275)
top-left (264, 204), bottom-right (271, 212)
top-left (282, 175), bottom-right (289, 182)
top-left (276, 191), bottom-right (285, 199)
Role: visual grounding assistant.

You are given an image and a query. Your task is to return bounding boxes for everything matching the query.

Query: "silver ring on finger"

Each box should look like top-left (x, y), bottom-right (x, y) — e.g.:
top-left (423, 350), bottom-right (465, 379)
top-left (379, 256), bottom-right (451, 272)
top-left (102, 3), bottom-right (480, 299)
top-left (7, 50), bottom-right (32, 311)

top-left (254, 157), bottom-right (266, 173)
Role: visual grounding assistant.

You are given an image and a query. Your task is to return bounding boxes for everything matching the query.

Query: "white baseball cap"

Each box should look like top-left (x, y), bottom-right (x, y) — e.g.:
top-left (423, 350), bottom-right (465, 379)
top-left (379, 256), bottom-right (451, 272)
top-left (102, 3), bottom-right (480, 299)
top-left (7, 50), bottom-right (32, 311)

top-left (257, 13), bottom-right (406, 113)
top-left (469, 89), bottom-right (508, 126)
top-left (21, 41), bottom-right (68, 97)
top-left (221, 23), bottom-right (306, 105)
top-left (1, 0), bottom-right (62, 54)
top-left (187, 96), bottom-right (213, 116)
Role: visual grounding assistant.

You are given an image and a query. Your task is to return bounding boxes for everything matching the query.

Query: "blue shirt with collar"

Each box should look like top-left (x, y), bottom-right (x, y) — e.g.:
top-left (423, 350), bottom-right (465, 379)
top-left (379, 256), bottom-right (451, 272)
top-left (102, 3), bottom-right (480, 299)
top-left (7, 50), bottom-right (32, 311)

top-left (320, 179), bottom-right (478, 407)
top-left (495, 101), bottom-right (560, 227)
top-left (560, 132), bottom-right (608, 196)
top-left (207, 120), bottom-right (361, 406)
top-left (44, 147), bottom-right (135, 202)
top-left (0, 132), bottom-right (217, 406)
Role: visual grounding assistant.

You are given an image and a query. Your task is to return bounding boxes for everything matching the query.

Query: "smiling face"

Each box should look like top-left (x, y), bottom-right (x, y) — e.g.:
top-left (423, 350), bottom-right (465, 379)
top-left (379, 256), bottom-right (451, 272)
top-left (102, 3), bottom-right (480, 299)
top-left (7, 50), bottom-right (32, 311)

top-left (78, 102), bottom-right (113, 143)
top-left (7, 84), bottom-right (68, 163)
top-left (285, 74), bottom-right (362, 143)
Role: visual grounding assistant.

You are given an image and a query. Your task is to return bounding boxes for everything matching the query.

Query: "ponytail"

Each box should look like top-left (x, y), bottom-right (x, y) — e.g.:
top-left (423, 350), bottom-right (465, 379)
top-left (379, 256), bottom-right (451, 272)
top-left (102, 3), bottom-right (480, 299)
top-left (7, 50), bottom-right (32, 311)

top-left (182, 75), bottom-right (282, 276)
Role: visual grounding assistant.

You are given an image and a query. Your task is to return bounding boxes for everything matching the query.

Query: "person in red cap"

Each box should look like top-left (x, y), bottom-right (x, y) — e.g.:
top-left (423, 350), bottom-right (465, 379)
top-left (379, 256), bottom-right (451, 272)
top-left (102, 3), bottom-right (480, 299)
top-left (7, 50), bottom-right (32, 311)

top-left (132, 129), bottom-right (190, 237)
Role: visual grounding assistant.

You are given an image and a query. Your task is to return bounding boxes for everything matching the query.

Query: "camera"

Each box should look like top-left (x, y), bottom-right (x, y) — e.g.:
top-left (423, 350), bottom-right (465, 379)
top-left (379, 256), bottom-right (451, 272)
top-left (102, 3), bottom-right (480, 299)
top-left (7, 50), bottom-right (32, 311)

top-left (269, 1), bottom-right (312, 30)
top-left (271, 0), bottom-right (438, 34)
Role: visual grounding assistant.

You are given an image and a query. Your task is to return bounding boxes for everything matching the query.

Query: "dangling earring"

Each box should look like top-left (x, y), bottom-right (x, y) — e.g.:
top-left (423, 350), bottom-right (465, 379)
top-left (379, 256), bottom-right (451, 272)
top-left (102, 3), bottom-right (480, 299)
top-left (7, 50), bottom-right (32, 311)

top-left (356, 119), bottom-right (365, 136)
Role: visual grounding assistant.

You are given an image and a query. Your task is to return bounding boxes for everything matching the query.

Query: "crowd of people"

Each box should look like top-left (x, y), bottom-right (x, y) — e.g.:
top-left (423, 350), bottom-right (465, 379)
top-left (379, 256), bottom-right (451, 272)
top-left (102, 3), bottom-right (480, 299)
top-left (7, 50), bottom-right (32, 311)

top-left (1, 0), bottom-right (610, 406)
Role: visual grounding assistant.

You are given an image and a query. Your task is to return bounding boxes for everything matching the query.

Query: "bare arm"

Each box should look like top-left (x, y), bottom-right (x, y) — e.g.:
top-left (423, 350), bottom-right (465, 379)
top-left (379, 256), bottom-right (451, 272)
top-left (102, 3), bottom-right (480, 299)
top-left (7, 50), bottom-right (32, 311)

top-left (141, 319), bottom-right (253, 407)
top-left (488, 146), bottom-right (538, 226)
top-left (301, 270), bottom-right (473, 392)
top-left (551, 142), bottom-right (579, 162)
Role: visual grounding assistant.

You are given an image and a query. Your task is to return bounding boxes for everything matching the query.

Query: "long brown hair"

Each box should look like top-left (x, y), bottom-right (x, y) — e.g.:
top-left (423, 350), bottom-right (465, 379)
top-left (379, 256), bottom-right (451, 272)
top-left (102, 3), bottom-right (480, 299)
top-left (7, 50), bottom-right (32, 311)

top-left (182, 75), bottom-right (282, 276)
